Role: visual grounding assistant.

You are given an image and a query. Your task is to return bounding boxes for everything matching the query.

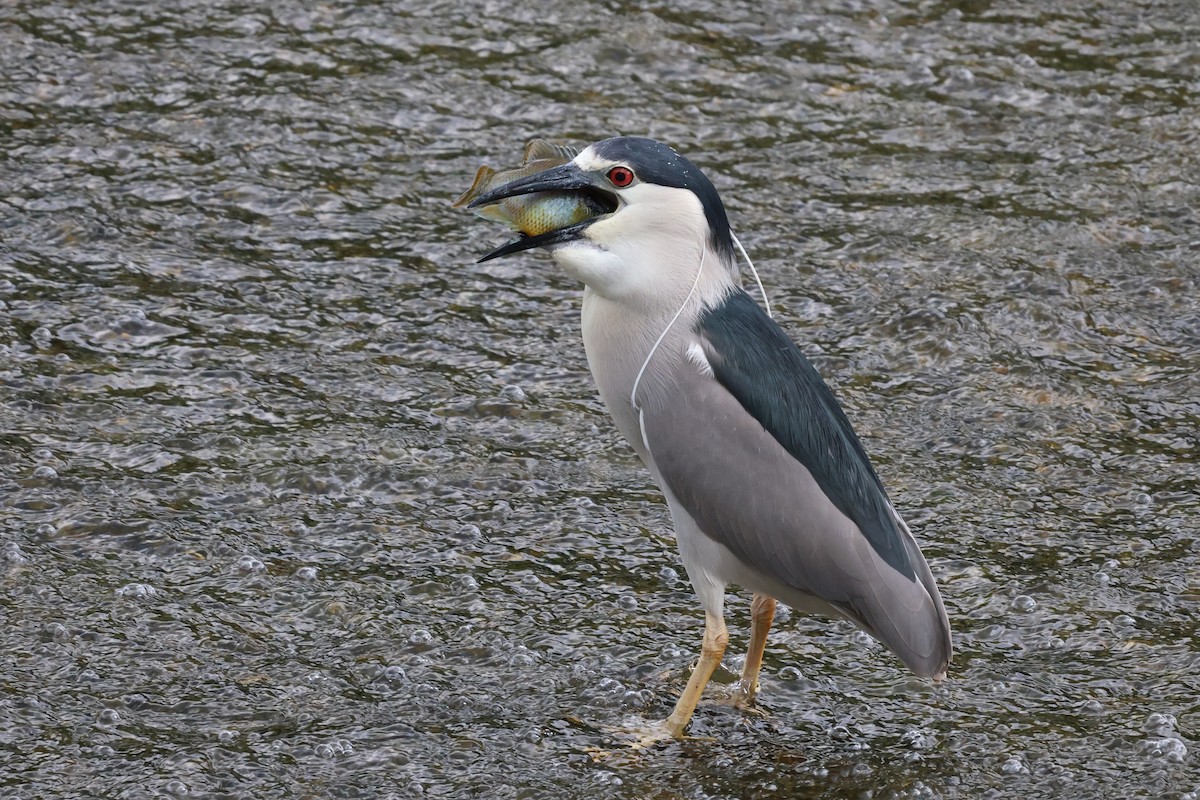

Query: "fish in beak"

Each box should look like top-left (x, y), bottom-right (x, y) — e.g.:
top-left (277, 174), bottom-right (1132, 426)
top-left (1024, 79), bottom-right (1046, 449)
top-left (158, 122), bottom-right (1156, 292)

top-left (454, 140), bottom-right (618, 262)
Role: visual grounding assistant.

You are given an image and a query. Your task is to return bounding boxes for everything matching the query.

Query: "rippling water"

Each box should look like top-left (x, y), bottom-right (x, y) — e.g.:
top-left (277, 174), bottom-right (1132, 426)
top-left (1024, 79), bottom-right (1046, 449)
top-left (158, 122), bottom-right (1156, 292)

top-left (2, 1), bottom-right (1198, 797)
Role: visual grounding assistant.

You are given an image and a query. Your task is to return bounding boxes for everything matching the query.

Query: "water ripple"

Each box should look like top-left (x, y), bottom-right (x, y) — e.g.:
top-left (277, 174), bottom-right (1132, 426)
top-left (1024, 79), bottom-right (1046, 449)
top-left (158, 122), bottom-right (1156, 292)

top-left (2, 1), bottom-right (1198, 798)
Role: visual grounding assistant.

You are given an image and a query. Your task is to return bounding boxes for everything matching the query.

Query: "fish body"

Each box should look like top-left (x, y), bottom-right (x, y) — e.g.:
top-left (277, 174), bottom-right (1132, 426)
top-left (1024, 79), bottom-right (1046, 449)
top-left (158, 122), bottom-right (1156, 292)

top-left (454, 140), bottom-right (606, 237)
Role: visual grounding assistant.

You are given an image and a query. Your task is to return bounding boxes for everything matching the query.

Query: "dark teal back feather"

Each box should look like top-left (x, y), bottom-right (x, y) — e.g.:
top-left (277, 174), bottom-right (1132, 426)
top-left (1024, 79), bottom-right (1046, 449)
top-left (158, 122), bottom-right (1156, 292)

top-left (697, 289), bottom-right (916, 580)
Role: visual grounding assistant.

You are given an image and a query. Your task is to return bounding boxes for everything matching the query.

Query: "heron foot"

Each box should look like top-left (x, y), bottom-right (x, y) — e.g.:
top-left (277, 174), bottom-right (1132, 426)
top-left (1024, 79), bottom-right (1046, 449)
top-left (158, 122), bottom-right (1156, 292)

top-left (585, 718), bottom-right (715, 761)
top-left (710, 683), bottom-right (770, 717)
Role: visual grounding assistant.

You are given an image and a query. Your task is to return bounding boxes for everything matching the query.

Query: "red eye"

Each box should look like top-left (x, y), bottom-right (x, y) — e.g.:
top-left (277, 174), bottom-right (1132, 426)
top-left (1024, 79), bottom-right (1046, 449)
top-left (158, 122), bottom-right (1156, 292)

top-left (607, 166), bottom-right (635, 187)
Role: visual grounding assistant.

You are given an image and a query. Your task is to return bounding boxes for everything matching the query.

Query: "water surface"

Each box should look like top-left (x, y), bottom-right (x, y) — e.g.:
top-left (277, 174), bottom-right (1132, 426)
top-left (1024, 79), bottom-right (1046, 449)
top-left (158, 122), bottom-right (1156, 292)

top-left (2, 1), bottom-right (1198, 797)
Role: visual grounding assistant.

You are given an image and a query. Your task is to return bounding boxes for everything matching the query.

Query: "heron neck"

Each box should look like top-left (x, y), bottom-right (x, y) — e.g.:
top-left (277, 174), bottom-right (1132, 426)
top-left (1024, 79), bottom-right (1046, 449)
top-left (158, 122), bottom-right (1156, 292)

top-left (578, 252), bottom-right (735, 460)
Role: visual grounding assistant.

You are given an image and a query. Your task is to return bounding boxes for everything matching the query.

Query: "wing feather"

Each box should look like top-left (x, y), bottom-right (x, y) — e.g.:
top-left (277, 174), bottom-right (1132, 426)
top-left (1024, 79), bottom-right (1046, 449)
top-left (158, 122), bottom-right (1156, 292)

top-left (697, 289), bottom-right (914, 578)
top-left (643, 288), bottom-right (951, 676)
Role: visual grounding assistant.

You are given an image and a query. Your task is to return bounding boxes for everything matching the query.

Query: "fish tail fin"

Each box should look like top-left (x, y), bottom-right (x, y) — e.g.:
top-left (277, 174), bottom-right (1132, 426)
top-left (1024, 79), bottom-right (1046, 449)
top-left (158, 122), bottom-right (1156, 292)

top-left (451, 165), bottom-right (497, 208)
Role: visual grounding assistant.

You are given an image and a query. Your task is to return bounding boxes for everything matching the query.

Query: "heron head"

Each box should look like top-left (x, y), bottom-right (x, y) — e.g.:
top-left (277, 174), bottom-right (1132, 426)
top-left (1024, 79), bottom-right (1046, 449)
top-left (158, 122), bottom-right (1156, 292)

top-left (469, 137), bottom-right (736, 302)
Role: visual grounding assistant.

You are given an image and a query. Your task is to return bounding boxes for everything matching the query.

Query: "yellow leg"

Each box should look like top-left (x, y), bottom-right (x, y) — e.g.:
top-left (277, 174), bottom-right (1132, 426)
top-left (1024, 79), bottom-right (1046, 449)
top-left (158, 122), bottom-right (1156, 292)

top-left (734, 593), bottom-right (776, 708)
top-left (595, 612), bottom-right (729, 753)
top-left (660, 611), bottom-right (728, 736)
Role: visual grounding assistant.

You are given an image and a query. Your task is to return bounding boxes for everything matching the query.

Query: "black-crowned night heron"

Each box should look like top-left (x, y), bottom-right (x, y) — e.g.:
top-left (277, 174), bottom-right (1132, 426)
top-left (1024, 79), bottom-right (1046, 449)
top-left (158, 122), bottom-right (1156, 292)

top-left (468, 136), bottom-right (951, 743)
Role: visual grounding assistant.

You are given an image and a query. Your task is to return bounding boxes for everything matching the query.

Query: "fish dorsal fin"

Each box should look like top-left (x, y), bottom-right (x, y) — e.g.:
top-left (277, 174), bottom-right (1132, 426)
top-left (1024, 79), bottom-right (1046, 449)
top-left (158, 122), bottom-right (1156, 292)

top-left (451, 165), bottom-right (497, 208)
top-left (523, 139), bottom-right (577, 164)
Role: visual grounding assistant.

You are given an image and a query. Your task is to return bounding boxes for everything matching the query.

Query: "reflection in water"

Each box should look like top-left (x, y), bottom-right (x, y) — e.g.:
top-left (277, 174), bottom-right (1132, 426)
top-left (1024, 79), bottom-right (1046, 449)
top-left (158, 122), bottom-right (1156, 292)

top-left (1, 1), bottom-right (1197, 798)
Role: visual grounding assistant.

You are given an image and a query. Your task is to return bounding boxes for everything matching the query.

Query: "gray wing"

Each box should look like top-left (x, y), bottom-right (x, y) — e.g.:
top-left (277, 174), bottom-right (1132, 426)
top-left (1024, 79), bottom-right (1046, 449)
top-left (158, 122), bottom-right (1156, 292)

top-left (643, 291), bottom-right (951, 677)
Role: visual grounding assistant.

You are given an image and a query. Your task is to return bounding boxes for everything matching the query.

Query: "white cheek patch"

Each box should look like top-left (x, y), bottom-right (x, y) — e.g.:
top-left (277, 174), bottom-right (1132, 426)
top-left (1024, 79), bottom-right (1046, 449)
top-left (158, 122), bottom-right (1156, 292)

top-left (573, 147), bottom-right (611, 172)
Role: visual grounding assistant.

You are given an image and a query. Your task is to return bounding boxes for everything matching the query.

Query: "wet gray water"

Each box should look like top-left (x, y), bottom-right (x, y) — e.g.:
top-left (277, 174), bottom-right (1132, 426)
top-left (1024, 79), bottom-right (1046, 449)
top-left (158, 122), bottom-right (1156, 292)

top-left (2, 0), bottom-right (1199, 797)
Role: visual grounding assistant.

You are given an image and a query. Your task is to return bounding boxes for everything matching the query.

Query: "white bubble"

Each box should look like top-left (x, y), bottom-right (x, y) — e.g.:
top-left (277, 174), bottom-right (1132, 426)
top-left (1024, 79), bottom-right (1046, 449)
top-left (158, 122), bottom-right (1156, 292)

top-left (829, 724), bottom-right (851, 741)
top-left (455, 525), bottom-right (482, 542)
top-left (593, 770), bottom-right (623, 786)
top-left (117, 583), bottom-right (157, 598)
top-left (44, 622), bottom-right (70, 642)
top-left (2, 542), bottom-right (29, 564)
top-left (595, 677), bottom-right (624, 694)
top-left (1144, 712), bottom-right (1176, 733)
top-left (1001, 756), bottom-right (1028, 774)
top-left (382, 665), bottom-right (408, 683)
top-left (313, 739), bottom-right (355, 759)
top-left (1010, 595), bottom-right (1036, 613)
top-left (235, 555), bottom-right (266, 573)
top-left (1141, 737), bottom-right (1187, 762)
top-left (163, 779), bottom-right (189, 796)
top-left (901, 728), bottom-right (937, 750)
top-left (500, 384), bottom-right (527, 402)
